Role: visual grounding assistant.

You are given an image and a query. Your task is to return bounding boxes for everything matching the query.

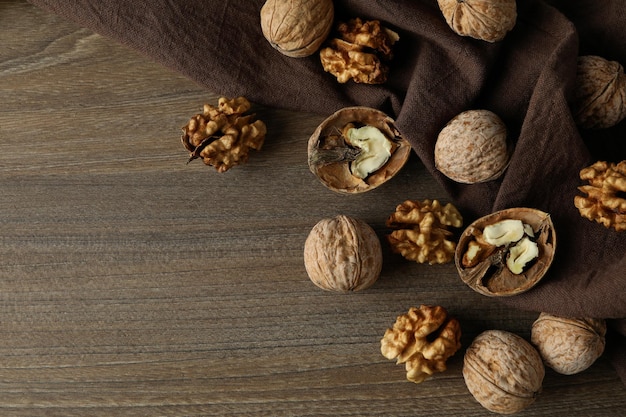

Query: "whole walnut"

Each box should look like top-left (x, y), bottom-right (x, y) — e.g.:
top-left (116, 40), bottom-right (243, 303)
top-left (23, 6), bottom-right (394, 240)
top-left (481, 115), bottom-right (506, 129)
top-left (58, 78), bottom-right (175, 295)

top-left (531, 313), bottom-right (606, 375)
top-left (303, 215), bottom-right (383, 292)
top-left (434, 109), bottom-right (510, 184)
top-left (260, 0), bottom-right (334, 58)
top-left (574, 55), bottom-right (626, 129)
top-left (437, 0), bottom-right (517, 42)
top-left (463, 330), bottom-right (545, 414)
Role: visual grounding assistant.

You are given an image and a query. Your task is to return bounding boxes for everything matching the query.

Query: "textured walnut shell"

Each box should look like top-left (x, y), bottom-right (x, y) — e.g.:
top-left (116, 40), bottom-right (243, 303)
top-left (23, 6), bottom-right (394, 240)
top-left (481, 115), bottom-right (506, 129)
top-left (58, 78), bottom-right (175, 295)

top-left (434, 110), bottom-right (510, 184)
top-left (464, 330), bottom-right (544, 414)
top-left (531, 313), bottom-right (606, 375)
top-left (455, 208), bottom-right (556, 297)
top-left (308, 107), bottom-right (412, 194)
top-left (574, 55), bottom-right (626, 129)
top-left (260, 0), bottom-right (334, 58)
top-left (437, 0), bottom-right (517, 42)
top-left (303, 215), bottom-right (383, 292)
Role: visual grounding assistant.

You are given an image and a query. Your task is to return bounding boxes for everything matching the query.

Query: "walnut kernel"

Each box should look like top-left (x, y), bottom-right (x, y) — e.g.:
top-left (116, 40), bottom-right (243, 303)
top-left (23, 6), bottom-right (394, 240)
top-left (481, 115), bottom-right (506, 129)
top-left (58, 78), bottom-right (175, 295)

top-left (437, 0), bottom-right (517, 42)
top-left (181, 97), bottom-right (266, 172)
top-left (386, 199), bottom-right (463, 265)
top-left (574, 160), bottom-right (626, 231)
top-left (381, 305), bottom-right (462, 384)
top-left (434, 110), bottom-right (510, 184)
top-left (320, 18), bottom-right (399, 84)
top-left (463, 330), bottom-right (544, 414)
top-left (531, 313), bottom-right (607, 375)
top-left (574, 55), bottom-right (626, 129)
top-left (303, 215), bottom-right (382, 292)
top-left (260, 0), bottom-right (334, 58)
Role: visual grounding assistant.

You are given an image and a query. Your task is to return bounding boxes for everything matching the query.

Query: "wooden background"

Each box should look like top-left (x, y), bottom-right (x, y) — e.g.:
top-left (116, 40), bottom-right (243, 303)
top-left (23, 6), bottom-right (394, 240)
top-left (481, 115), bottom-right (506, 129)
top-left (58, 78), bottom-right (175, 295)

top-left (1, 1), bottom-right (624, 415)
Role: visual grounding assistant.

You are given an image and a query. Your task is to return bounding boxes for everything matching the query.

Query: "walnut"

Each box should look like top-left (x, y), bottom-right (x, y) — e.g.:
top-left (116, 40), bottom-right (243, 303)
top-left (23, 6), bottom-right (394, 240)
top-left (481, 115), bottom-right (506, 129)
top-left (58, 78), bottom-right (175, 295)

top-left (574, 160), bottom-right (626, 231)
top-left (531, 313), bottom-right (607, 375)
top-left (303, 215), bottom-right (383, 292)
top-left (437, 0), bottom-right (517, 43)
top-left (181, 97), bottom-right (266, 172)
top-left (260, 0), bottom-right (334, 58)
top-left (434, 110), bottom-right (510, 184)
top-left (386, 199), bottom-right (463, 265)
top-left (573, 55), bottom-right (626, 129)
top-left (307, 106), bottom-right (412, 194)
top-left (455, 208), bottom-right (556, 297)
top-left (463, 330), bottom-right (544, 414)
top-left (381, 305), bottom-right (462, 384)
top-left (320, 18), bottom-right (399, 84)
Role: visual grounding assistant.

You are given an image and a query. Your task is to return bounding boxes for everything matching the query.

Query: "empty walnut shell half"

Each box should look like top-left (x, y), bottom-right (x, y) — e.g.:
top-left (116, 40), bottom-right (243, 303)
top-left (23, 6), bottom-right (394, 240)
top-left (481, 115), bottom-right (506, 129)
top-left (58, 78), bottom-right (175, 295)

top-left (455, 208), bottom-right (556, 297)
top-left (307, 107), bottom-right (412, 194)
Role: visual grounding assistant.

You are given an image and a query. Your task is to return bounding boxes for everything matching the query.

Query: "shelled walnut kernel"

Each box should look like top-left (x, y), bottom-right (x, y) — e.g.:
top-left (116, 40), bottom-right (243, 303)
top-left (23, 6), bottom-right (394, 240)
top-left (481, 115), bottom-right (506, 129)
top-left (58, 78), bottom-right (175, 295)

top-left (381, 305), bottom-right (461, 384)
top-left (386, 199), bottom-right (463, 265)
top-left (574, 160), bottom-right (626, 231)
top-left (320, 18), bottom-right (399, 84)
top-left (181, 97), bottom-right (266, 172)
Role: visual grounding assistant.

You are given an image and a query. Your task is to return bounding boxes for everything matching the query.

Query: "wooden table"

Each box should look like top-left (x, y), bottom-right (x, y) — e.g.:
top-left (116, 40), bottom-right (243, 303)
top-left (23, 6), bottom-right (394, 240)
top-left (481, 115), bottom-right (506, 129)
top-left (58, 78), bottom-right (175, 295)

top-left (1, 1), bottom-right (624, 415)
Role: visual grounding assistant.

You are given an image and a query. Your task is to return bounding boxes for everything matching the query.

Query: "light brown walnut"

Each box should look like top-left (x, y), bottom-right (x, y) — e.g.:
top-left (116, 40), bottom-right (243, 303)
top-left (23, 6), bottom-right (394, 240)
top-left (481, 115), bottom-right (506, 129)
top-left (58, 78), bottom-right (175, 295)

top-left (575, 160), bottom-right (626, 231)
top-left (531, 313), bottom-right (606, 375)
top-left (386, 199), bottom-right (463, 265)
top-left (574, 55), bottom-right (626, 129)
top-left (434, 109), bottom-right (510, 184)
top-left (260, 0), bottom-right (334, 58)
top-left (463, 330), bottom-right (544, 414)
top-left (437, 0), bottom-right (517, 42)
top-left (381, 305), bottom-right (461, 384)
top-left (303, 215), bottom-right (382, 292)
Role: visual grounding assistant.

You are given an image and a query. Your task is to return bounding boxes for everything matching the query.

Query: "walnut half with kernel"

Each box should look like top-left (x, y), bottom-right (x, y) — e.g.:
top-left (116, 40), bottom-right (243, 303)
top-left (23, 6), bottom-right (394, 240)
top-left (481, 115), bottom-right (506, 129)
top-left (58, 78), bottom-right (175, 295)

top-left (455, 208), bottom-right (556, 297)
top-left (307, 107), bottom-right (411, 194)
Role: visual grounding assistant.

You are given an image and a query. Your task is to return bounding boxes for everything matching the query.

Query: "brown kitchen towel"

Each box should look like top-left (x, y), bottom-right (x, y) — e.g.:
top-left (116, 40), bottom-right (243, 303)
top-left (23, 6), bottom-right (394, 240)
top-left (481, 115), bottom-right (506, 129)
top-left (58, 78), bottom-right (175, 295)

top-left (27, 0), bottom-right (626, 382)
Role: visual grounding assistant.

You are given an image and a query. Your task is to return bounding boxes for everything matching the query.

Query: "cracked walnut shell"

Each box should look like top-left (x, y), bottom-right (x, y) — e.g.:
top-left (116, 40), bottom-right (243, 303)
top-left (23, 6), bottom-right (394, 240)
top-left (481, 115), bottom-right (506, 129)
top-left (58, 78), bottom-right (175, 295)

top-left (386, 199), bottom-right (463, 265)
top-left (574, 55), bottom-right (626, 129)
top-left (463, 330), bottom-right (544, 414)
top-left (455, 208), bottom-right (556, 297)
top-left (303, 215), bottom-right (383, 292)
top-left (320, 18), bottom-right (399, 84)
top-left (437, 0), bottom-right (517, 43)
top-left (574, 160), bottom-right (626, 231)
top-left (260, 0), bottom-right (334, 58)
top-left (181, 96), bottom-right (266, 172)
top-left (308, 107), bottom-right (411, 194)
top-left (435, 110), bottom-right (510, 184)
top-left (531, 313), bottom-right (606, 375)
top-left (381, 305), bottom-right (461, 384)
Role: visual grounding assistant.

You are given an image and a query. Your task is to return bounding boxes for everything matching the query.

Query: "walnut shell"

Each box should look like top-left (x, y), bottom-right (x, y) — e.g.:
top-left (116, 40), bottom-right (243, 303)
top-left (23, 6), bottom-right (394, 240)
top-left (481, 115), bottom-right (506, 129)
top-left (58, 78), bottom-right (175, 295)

top-left (437, 0), bottom-right (517, 42)
top-left (308, 107), bottom-right (412, 194)
top-left (531, 313), bottom-right (607, 375)
top-left (463, 330), bottom-right (544, 414)
top-left (303, 215), bottom-right (383, 292)
top-left (574, 55), bottom-right (626, 129)
top-left (260, 0), bottom-right (334, 58)
top-left (455, 208), bottom-right (556, 297)
top-left (434, 109), bottom-right (510, 184)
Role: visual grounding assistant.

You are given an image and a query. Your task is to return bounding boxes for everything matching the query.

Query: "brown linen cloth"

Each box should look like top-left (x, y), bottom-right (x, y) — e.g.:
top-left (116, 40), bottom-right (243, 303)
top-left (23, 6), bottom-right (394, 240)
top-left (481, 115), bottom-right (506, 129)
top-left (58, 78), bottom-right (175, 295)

top-left (28, 0), bottom-right (626, 381)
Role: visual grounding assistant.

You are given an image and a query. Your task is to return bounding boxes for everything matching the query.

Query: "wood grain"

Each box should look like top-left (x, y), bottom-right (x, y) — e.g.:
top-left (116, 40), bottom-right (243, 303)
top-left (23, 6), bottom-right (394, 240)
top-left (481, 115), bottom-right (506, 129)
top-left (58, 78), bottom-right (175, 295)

top-left (0, 1), bottom-right (624, 415)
